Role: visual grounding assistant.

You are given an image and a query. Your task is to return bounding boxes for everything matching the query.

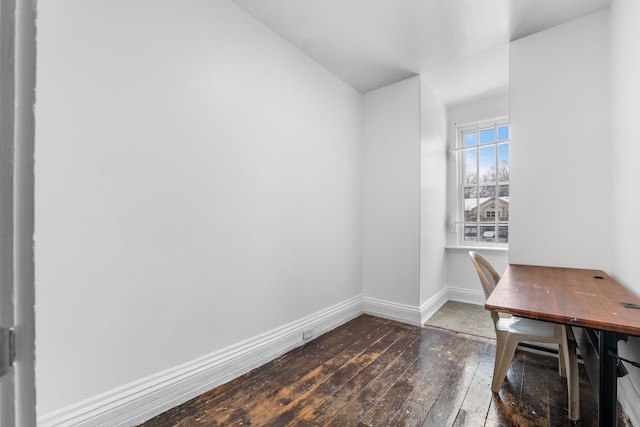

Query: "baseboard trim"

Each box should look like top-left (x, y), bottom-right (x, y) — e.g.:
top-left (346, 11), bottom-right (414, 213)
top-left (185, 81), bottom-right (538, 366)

top-left (419, 288), bottom-right (449, 325)
top-left (38, 295), bottom-right (364, 427)
top-left (447, 287), bottom-right (485, 306)
top-left (37, 288), bottom-right (493, 426)
top-left (363, 296), bottom-right (422, 326)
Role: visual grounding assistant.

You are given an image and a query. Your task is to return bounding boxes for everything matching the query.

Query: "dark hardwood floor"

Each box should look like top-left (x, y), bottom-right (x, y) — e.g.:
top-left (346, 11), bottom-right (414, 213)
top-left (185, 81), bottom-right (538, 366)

top-left (140, 315), bottom-right (630, 426)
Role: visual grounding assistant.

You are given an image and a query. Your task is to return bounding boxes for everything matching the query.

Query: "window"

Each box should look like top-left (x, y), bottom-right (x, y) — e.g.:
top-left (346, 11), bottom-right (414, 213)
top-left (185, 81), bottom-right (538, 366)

top-left (453, 119), bottom-right (509, 244)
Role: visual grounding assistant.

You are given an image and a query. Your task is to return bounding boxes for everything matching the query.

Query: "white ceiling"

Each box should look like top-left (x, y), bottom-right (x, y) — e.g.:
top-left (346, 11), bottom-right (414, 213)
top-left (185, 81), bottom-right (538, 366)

top-left (231, 0), bottom-right (610, 105)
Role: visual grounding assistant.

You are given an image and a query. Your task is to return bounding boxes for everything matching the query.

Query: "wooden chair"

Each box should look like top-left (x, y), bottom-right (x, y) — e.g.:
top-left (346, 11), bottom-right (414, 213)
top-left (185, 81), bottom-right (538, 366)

top-left (468, 251), bottom-right (580, 421)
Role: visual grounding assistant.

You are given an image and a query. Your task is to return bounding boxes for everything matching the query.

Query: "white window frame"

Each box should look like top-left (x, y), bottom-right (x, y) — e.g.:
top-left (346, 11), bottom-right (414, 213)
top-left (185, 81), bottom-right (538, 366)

top-left (450, 117), bottom-right (510, 247)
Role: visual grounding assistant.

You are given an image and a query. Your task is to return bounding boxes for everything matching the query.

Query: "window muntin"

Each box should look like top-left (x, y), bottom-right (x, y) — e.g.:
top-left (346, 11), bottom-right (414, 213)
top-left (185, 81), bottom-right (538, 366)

top-left (454, 119), bottom-right (509, 245)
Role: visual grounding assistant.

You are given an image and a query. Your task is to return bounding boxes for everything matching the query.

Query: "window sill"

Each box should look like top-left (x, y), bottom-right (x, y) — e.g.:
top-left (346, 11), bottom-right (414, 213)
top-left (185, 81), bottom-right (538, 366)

top-left (445, 245), bottom-right (509, 254)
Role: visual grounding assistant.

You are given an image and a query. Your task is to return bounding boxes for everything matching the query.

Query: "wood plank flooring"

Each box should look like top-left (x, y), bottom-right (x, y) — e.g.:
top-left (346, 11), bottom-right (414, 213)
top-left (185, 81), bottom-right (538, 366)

top-left (140, 315), bottom-right (630, 427)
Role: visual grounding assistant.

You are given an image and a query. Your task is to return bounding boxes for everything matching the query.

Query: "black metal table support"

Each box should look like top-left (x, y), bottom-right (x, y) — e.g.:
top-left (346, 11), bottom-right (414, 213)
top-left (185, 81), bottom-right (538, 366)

top-left (599, 330), bottom-right (620, 427)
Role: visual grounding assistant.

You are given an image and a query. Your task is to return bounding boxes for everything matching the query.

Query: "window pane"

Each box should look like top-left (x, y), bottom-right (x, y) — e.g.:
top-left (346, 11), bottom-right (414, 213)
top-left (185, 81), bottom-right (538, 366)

top-left (480, 202), bottom-right (496, 221)
top-left (498, 143), bottom-right (509, 183)
top-left (498, 224), bottom-right (509, 243)
top-left (464, 186), bottom-right (477, 199)
top-left (456, 120), bottom-right (509, 246)
top-left (479, 186), bottom-right (495, 197)
top-left (479, 128), bottom-right (495, 144)
top-left (464, 224), bottom-right (478, 242)
top-left (479, 146), bottom-right (495, 184)
top-left (481, 225), bottom-right (496, 242)
top-left (465, 131), bottom-right (476, 147)
top-left (464, 149), bottom-right (477, 184)
top-left (464, 195), bottom-right (477, 221)
top-left (498, 125), bottom-right (509, 141)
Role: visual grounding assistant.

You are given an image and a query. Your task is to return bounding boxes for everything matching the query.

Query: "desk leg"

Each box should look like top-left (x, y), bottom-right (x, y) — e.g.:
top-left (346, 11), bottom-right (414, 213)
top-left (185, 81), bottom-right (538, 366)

top-left (599, 330), bottom-right (618, 427)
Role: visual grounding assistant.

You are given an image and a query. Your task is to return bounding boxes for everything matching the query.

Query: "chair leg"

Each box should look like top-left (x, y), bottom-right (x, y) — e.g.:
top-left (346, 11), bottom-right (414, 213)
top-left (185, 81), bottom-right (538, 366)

top-left (558, 343), bottom-right (567, 378)
top-left (492, 334), bottom-right (520, 393)
top-left (562, 326), bottom-right (580, 421)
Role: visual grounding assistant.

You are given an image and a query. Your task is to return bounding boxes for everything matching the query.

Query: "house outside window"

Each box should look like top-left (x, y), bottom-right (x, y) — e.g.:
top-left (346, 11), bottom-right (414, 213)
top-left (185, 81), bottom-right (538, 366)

top-left (453, 119), bottom-right (509, 244)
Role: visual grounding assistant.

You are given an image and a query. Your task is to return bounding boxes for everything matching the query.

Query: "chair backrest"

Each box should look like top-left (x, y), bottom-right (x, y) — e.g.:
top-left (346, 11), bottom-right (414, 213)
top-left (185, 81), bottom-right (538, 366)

top-left (469, 251), bottom-right (501, 324)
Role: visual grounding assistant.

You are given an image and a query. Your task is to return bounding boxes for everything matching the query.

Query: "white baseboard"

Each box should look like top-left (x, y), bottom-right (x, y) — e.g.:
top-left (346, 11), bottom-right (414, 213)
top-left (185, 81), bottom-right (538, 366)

top-left (38, 295), bottom-right (363, 427)
top-left (419, 288), bottom-right (449, 324)
top-left (618, 375), bottom-right (640, 426)
top-left (38, 288), bottom-right (489, 427)
top-left (447, 287), bottom-right (485, 306)
top-left (362, 288), bottom-right (463, 327)
top-left (363, 296), bottom-right (422, 326)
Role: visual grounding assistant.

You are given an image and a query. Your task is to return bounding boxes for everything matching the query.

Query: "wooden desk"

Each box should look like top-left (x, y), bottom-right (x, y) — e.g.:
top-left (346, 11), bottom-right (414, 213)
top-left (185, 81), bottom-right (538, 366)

top-left (485, 264), bottom-right (640, 426)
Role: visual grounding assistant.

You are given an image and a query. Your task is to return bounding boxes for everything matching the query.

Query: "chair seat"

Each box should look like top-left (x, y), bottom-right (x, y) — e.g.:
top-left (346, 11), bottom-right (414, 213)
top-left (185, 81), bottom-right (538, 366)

top-left (496, 316), bottom-right (556, 337)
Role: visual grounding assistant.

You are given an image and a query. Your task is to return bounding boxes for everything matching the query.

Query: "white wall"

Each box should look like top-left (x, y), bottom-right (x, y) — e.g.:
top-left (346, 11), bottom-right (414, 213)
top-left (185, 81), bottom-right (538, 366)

top-left (610, 0), bottom-right (640, 424)
top-left (419, 81), bottom-right (448, 308)
top-left (444, 92), bottom-right (510, 301)
top-left (611, 1), bottom-right (640, 297)
top-left (35, 0), bottom-right (362, 416)
top-left (509, 11), bottom-right (611, 270)
top-left (362, 77), bottom-right (421, 307)
top-left (510, 8), bottom-right (640, 424)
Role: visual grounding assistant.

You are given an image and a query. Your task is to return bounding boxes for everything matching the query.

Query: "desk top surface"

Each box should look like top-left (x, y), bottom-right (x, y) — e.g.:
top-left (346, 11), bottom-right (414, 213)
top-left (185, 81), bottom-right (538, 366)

top-left (485, 264), bottom-right (640, 336)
